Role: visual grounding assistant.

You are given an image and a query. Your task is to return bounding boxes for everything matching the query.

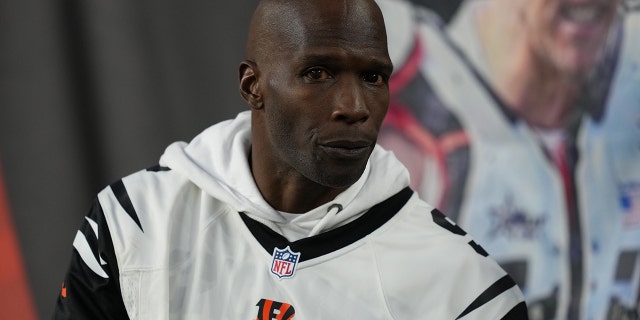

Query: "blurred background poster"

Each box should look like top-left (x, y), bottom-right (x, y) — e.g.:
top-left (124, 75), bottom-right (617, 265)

top-left (377, 0), bottom-right (640, 319)
top-left (0, 0), bottom-right (255, 317)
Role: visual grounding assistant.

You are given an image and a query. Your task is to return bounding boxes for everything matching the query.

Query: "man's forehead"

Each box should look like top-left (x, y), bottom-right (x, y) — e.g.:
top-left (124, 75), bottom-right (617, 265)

top-left (277, 4), bottom-right (386, 49)
top-left (247, 0), bottom-right (388, 64)
top-left (275, 28), bottom-right (391, 70)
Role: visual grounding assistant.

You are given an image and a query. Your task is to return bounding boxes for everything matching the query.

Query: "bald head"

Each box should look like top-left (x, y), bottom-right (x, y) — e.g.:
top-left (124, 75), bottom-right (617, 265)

top-left (238, 0), bottom-right (392, 211)
top-left (245, 0), bottom-right (388, 64)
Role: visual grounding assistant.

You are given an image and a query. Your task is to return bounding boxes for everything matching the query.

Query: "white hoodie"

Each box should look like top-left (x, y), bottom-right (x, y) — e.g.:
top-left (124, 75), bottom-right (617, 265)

top-left (160, 111), bottom-right (411, 241)
top-left (55, 111), bottom-right (527, 319)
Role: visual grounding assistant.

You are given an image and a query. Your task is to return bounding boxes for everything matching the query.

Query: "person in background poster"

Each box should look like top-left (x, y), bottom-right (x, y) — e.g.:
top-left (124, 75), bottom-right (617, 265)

top-left (377, 0), bottom-right (640, 318)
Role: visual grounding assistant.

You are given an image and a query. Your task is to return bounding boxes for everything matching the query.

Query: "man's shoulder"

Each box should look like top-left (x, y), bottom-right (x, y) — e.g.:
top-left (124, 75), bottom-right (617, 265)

top-left (375, 198), bottom-right (527, 318)
top-left (94, 165), bottom-right (229, 264)
top-left (94, 165), bottom-right (190, 221)
top-left (375, 195), bottom-right (489, 260)
top-left (116, 164), bottom-right (181, 191)
top-left (99, 164), bottom-right (196, 207)
top-left (377, 196), bottom-right (516, 290)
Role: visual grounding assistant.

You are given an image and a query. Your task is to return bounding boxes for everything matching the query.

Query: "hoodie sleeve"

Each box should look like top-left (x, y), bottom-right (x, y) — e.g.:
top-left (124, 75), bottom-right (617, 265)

top-left (430, 208), bottom-right (529, 320)
top-left (377, 205), bottom-right (529, 319)
top-left (53, 198), bottom-right (130, 320)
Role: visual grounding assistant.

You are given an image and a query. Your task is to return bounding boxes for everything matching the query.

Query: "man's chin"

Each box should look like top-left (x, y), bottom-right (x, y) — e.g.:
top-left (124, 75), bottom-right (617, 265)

top-left (314, 166), bottom-right (366, 189)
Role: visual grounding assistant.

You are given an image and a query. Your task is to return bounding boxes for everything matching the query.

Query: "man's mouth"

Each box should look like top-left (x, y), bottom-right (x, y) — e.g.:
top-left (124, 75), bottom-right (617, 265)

top-left (319, 140), bottom-right (373, 160)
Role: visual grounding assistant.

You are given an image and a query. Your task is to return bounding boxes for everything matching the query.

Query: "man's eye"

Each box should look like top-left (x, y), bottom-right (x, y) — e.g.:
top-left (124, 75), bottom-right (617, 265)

top-left (305, 68), bottom-right (331, 80)
top-left (362, 72), bottom-right (384, 84)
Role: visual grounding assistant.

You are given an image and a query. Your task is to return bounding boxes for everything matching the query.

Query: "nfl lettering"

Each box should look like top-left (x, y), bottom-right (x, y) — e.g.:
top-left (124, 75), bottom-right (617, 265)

top-left (271, 246), bottom-right (301, 279)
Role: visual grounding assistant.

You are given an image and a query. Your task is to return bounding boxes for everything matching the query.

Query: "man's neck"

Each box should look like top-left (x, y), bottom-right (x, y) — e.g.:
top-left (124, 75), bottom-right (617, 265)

top-left (249, 149), bottom-right (346, 214)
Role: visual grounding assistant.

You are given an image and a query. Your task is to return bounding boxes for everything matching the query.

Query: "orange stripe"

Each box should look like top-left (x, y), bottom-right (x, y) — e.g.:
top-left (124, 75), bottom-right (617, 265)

top-left (275, 303), bottom-right (292, 320)
top-left (0, 162), bottom-right (38, 319)
top-left (261, 299), bottom-right (273, 320)
top-left (61, 282), bottom-right (67, 298)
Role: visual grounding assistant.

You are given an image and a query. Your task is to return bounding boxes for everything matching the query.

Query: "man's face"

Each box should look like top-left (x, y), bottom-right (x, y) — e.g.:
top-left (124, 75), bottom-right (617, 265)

top-left (522, 0), bottom-right (620, 75)
top-left (256, 2), bottom-right (392, 188)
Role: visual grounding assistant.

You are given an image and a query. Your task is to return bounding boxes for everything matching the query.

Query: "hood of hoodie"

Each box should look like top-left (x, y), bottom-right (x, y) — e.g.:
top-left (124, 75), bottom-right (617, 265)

top-left (160, 111), bottom-right (410, 241)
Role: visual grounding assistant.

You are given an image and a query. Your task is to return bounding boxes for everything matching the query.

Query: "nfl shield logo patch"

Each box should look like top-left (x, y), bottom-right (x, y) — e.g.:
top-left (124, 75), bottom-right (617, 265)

top-left (271, 246), bottom-right (301, 279)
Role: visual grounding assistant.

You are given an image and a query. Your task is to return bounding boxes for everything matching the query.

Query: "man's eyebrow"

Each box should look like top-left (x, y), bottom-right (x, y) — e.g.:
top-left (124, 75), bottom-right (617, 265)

top-left (299, 54), bottom-right (339, 65)
top-left (300, 54), bottom-right (393, 72)
top-left (370, 60), bottom-right (394, 74)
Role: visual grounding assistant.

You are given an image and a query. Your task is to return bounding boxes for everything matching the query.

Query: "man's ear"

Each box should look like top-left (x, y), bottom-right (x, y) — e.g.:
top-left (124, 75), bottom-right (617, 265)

top-left (239, 60), bottom-right (263, 109)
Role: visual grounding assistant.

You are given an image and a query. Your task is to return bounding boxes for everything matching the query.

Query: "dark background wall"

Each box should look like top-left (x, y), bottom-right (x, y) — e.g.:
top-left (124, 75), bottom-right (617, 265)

top-left (0, 0), bottom-right (461, 317)
top-left (0, 0), bottom-right (255, 317)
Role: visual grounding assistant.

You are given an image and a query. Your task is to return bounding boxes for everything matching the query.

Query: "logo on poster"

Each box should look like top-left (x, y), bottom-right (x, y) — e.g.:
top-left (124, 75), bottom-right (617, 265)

top-left (620, 182), bottom-right (640, 228)
top-left (488, 196), bottom-right (546, 240)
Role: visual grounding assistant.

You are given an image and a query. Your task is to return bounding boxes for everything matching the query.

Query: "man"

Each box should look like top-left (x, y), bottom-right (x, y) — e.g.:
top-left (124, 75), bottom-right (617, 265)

top-left (377, 0), bottom-right (640, 318)
top-left (53, 0), bottom-right (527, 318)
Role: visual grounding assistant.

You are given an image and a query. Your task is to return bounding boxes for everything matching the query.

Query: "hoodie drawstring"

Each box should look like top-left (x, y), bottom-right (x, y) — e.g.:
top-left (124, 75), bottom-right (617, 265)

top-left (307, 204), bottom-right (343, 237)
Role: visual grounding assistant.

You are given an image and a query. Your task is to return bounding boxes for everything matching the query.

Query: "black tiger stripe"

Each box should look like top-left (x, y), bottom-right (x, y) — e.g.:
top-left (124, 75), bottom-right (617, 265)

top-left (456, 275), bottom-right (518, 319)
top-left (146, 164), bottom-right (171, 172)
top-left (468, 240), bottom-right (489, 257)
top-left (54, 198), bottom-right (131, 320)
top-left (431, 208), bottom-right (466, 235)
top-left (501, 301), bottom-right (529, 320)
top-left (241, 187), bottom-right (414, 262)
top-left (109, 180), bottom-right (144, 232)
top-left (79, 211), bottom-right (101, 265)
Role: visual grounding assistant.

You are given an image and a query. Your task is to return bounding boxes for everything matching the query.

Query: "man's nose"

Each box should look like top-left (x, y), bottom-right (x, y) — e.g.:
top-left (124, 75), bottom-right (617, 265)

top-left (331, 78), bottom-right (369, 123)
